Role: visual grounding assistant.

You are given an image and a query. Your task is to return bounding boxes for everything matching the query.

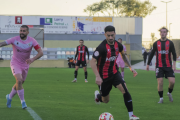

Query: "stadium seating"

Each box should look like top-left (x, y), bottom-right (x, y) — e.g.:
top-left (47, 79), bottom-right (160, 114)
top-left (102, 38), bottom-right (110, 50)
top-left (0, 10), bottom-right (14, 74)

top-left (0, 47), bottom-right (95, 60)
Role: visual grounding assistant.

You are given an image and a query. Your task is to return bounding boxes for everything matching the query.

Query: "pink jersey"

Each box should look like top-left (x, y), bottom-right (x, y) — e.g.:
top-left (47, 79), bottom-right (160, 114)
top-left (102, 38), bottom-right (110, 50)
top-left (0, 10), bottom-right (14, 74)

top-left (116, 45), bottom-right (126, 67)
top-left (6, 36), bottom-right (40, 67)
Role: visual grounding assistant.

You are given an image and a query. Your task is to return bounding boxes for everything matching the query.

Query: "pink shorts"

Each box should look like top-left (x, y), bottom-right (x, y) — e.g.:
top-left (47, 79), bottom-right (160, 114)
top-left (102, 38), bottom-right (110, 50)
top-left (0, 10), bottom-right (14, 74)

top-left (119, 60), bottom-right (125, 68)
top-left (10, 64), bottom-right (29, 81)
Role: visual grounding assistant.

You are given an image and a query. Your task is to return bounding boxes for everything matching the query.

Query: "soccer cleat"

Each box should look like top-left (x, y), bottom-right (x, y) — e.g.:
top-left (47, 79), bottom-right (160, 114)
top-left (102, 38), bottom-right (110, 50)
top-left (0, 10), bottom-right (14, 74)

top-left (72, 80), bottom-right (77, 82)
top-left (158, 98), bottom-right (163, 103)
top-left (6, 94), bottom-right (12, 108)
top-left (167, 93), bottom-right (173, 102)
top-left (22, 101), bottom-right (27, 109)
top-left (94, 90), bottom-right (100, 104)
top-left (129, 115), bottom-right (140, 120)
top-left (85, 80), bottom-right (88, 83)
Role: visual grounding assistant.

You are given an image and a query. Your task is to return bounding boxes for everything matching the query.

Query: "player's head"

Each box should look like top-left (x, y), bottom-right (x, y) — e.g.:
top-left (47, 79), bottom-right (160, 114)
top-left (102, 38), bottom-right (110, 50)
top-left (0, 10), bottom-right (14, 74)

top-left (159, 27), bottom-right (168, 39)
top-left (79, 39), bottom-right (84, 46)
top-left (20, 25), bottom-right (29, 40)
top-left (104, 26), bottom-right (116, 44)
top-left (118, 38), bottom-right (122, 44)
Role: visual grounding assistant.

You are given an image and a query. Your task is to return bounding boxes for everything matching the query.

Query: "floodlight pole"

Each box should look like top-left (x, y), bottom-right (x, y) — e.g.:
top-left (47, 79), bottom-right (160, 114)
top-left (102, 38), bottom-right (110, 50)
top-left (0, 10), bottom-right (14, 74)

top-left (161, 0), bottom-right (172, 28)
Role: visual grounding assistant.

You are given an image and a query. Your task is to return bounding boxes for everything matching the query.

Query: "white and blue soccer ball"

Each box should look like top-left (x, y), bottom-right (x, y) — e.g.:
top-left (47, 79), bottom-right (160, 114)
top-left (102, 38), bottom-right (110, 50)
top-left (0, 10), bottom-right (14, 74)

top-left (99, 112), bottom-right (114, 120)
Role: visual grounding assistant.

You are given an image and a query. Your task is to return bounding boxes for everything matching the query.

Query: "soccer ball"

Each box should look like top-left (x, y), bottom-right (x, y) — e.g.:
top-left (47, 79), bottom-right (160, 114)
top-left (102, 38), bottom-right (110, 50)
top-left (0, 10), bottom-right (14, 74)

top-left (99, 112), bottom-right (114, 120)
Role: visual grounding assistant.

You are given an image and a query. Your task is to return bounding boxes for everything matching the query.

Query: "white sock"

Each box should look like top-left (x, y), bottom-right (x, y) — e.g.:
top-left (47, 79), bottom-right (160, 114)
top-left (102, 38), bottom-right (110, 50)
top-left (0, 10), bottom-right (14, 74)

top-left (21, 100), bottom-right (25, 104)
top-left (85, 79), bottom-right (87, 81)
top-left (74, 78), bottom-right (77, 80)
top-left (160, 97), bottom-right (163, 100)
top-left (129, 112), bottom-right (133, 117)
top-left (9, 94), bottom-right (12, 100)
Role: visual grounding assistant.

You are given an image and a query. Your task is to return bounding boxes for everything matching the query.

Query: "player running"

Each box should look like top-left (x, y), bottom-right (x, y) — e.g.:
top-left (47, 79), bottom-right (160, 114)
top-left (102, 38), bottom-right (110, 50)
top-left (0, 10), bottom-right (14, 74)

top-left (147, 27), bottom-right (176, 103)
top-left (91, 26), bottom-right (139, 120)
top-left (72, 39), bottom-right (89, 83)
top-left (116, 38), bottom-right (127, 78)
top-left (0, 25), bottom-right (43, 109)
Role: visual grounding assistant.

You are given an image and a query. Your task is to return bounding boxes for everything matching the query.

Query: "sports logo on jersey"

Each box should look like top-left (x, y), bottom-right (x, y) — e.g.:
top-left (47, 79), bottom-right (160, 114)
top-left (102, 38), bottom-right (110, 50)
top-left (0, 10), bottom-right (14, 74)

top-left (94, 51), bottom-right (99, 57)
top-left (167, 44), bottom-right (169, 47)
top-left (40, 18), bottom-right (53, 25)
top-left (158, 50), bottom-right (169, 54)
top-left (116, 48), bottom-right (119, 52)
top-left (106, 56), bottom-right (117, 61)
top-left (79, 51), bottom-right (84, 53)
top-left (158, 45), bottom-right (160, 47)
top-left (14, 40), bottom-right (33, 49)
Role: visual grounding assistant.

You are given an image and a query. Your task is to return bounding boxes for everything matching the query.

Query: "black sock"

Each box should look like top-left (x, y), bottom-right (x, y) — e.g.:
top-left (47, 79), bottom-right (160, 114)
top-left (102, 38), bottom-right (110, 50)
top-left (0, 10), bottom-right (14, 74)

top-left (168, 88), bottom-right (173, 93)
top-left (158, 91), bottom-right (163, 98)
top-left (74, 71), bottom-right (78, 78)
top-left (97, 94), bottom-right (103, 102)
top-left (123, 92), bottom-right (133, 112)
top-left (85, 71), bottom-right (87, 79)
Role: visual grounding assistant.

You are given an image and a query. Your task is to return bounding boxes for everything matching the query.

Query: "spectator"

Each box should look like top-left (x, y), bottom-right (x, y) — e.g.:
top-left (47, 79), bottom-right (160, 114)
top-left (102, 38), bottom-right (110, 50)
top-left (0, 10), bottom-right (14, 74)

top-left (143, 49), bottom-right (148, 66)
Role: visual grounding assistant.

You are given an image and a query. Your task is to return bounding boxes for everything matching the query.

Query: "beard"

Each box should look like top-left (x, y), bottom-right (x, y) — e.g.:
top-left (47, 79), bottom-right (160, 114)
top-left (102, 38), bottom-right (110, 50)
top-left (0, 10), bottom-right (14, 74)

top-left (20, 34), bottom-right (27, 39)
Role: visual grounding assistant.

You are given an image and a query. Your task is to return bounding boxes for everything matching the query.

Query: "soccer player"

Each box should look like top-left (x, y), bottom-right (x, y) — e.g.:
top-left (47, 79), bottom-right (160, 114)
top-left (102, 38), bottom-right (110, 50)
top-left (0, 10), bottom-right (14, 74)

top-left (116, 38), bottom-right (127, 78)
top-left (147, 27), bottom-right (176, 103)
top-left (72, 39), bottom-right (89, 83)
top-left (91, 26), bottom-right (139, 120)
top-left (0, 25), bottom-right (43, 109)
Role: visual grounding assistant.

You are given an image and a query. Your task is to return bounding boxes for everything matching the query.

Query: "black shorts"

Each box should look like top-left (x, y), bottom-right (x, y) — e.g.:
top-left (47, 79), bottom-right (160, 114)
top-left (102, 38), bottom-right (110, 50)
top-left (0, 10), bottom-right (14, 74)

top-left (156, 67), bottom-right (175, 79)
top-left (76, 60), bottom-right (87, 67)
top-left (99, 71), bottom-right (125, 97)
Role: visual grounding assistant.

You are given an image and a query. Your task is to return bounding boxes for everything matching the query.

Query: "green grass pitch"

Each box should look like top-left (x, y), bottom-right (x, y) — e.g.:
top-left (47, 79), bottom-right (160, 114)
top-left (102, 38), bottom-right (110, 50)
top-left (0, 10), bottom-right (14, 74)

top-left (0, 67), bottom-right (180, 120)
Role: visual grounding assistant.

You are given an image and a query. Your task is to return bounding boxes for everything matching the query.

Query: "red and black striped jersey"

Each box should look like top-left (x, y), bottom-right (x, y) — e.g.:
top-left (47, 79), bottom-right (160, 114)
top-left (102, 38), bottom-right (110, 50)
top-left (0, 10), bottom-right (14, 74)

top-left (147, 39), bottom-right (176, 67)
top-left (75, 45), bottom-right (89, 61)
top-left (93, 40), bottom-right (123, 79)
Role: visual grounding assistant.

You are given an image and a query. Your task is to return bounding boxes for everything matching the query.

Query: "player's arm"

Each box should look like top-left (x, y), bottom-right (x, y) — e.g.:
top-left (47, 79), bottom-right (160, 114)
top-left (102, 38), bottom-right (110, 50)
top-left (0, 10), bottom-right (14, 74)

top-left (171, 41), bottom-right (176, 70)
top-left (90, 47), bottom-right (103, 85)
top-left (86, 46), bottom-right (89, 60)
top-left (26, 45), bottom-right (43, 64)
top-left (120, 50), bottom-right (131, 69)
top-left (75, 46), bottom-right (78, 60)
top-left (0, 42), bottom-right (8, 47)
top-left (146, 42), bottom-right (156, 71)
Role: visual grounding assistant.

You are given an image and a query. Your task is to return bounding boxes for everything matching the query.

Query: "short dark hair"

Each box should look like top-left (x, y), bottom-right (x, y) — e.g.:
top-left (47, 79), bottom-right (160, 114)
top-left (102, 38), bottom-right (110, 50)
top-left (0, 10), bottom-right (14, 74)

top-left (79, 39), bottom-right (84, 42)
top-left (104, 25), bottom-right (115, 33)
top-left (159, 27), bottom-right (168, 32)
top-left (21, 25), bottom-right (29, 31)
top-left (118, 38), bottom-right (122, 41)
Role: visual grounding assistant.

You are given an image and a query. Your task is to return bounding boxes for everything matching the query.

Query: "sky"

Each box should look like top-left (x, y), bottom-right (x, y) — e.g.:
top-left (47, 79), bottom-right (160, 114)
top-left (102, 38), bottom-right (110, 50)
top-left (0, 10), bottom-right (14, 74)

top-left (0, 0), bottom-right (180, 40)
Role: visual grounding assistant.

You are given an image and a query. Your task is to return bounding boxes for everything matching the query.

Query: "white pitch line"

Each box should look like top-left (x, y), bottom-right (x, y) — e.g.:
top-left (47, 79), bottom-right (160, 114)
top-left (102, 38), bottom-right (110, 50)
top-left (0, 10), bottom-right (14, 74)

top-left (26, 107), bottom-right (42, 120)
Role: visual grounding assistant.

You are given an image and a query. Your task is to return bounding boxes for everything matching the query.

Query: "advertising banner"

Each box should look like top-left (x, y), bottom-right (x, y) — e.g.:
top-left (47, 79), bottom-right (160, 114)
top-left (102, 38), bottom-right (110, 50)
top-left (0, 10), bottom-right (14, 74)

top-left (40, 17), bottom-right (72, 34)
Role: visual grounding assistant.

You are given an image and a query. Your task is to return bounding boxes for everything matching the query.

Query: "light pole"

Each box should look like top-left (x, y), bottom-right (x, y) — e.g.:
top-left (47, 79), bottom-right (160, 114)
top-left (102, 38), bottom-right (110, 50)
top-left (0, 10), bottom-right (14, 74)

top-left (161, 0), bottom-right (172, 28)
top-left (169, 23), bottom-right (172, 39)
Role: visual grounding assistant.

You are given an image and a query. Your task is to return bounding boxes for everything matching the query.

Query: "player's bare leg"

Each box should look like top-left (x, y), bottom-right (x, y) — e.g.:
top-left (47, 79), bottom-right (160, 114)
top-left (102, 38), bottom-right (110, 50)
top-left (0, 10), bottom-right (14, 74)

top-left (167, 77), bottom-right (175, 102)
top-left (83, 67), bottom-right (88, 82)
top-left (121, 67), bottom-right (125, 78)
top-left (116, 83), bottom-right (139, 120)
top-left (14, 74), bottom-right (27, 109)
top-left (72, 66), bottom-right (79, 82)
top-left (157, 78), bottom-right (163, 103)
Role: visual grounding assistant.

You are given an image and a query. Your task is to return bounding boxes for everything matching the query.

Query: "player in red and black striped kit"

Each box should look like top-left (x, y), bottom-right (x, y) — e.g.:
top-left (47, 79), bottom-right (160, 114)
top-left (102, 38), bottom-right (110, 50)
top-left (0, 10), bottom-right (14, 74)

top-left (90, 26), bottom-right (139, 120)
top-left (72, 39), bottom-right (89, 83)
top-left (147, 27), bottom-right (176, 103)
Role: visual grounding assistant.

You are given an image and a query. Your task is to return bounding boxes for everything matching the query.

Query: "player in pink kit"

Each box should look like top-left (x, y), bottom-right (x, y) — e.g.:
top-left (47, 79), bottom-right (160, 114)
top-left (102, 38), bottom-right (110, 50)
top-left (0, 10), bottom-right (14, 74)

top-left (116, 38), bottom-right (127, 78)
top-left (0, 25), bottom-right (43, 109)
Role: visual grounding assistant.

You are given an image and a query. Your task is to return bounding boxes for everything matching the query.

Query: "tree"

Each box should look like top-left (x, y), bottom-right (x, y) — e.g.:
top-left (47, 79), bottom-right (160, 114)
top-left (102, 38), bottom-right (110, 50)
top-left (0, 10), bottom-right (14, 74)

top-left (84, 0), bottom-right (157, 17)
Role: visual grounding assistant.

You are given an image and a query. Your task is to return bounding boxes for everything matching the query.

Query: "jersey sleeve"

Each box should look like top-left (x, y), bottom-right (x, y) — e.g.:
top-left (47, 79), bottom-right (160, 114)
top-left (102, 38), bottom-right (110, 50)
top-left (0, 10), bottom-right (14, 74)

top-left (170, 41), bottom-right (176, 61)
top-left (32, 39), bottom-right (41, 50)
top-left (93, 45), bottom-right (103, 60)
top-left (5, 37), bottom-right (15, 45)
top-left (118, 42), bottom-right (123, 52)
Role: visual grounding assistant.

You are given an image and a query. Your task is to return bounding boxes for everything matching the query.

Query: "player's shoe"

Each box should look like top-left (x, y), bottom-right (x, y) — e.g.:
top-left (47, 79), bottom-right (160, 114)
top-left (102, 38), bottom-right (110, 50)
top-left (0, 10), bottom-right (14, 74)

top-left (22, 101), bottom-right (27, 109)
top-left (94, 90), bottom-right (100, 104)
top-left (6, 94), bottom-right (12, 108)
top-left (158, 98), bottom-right (163, 103)
top-left (129, 115), bottom-right (140, 120)
top-left (72, 79), bottom-right (77, 82)
top-left (85, 80), bottom-right (88, 83)
top-left (167, 93), bottom-right (173, 102)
